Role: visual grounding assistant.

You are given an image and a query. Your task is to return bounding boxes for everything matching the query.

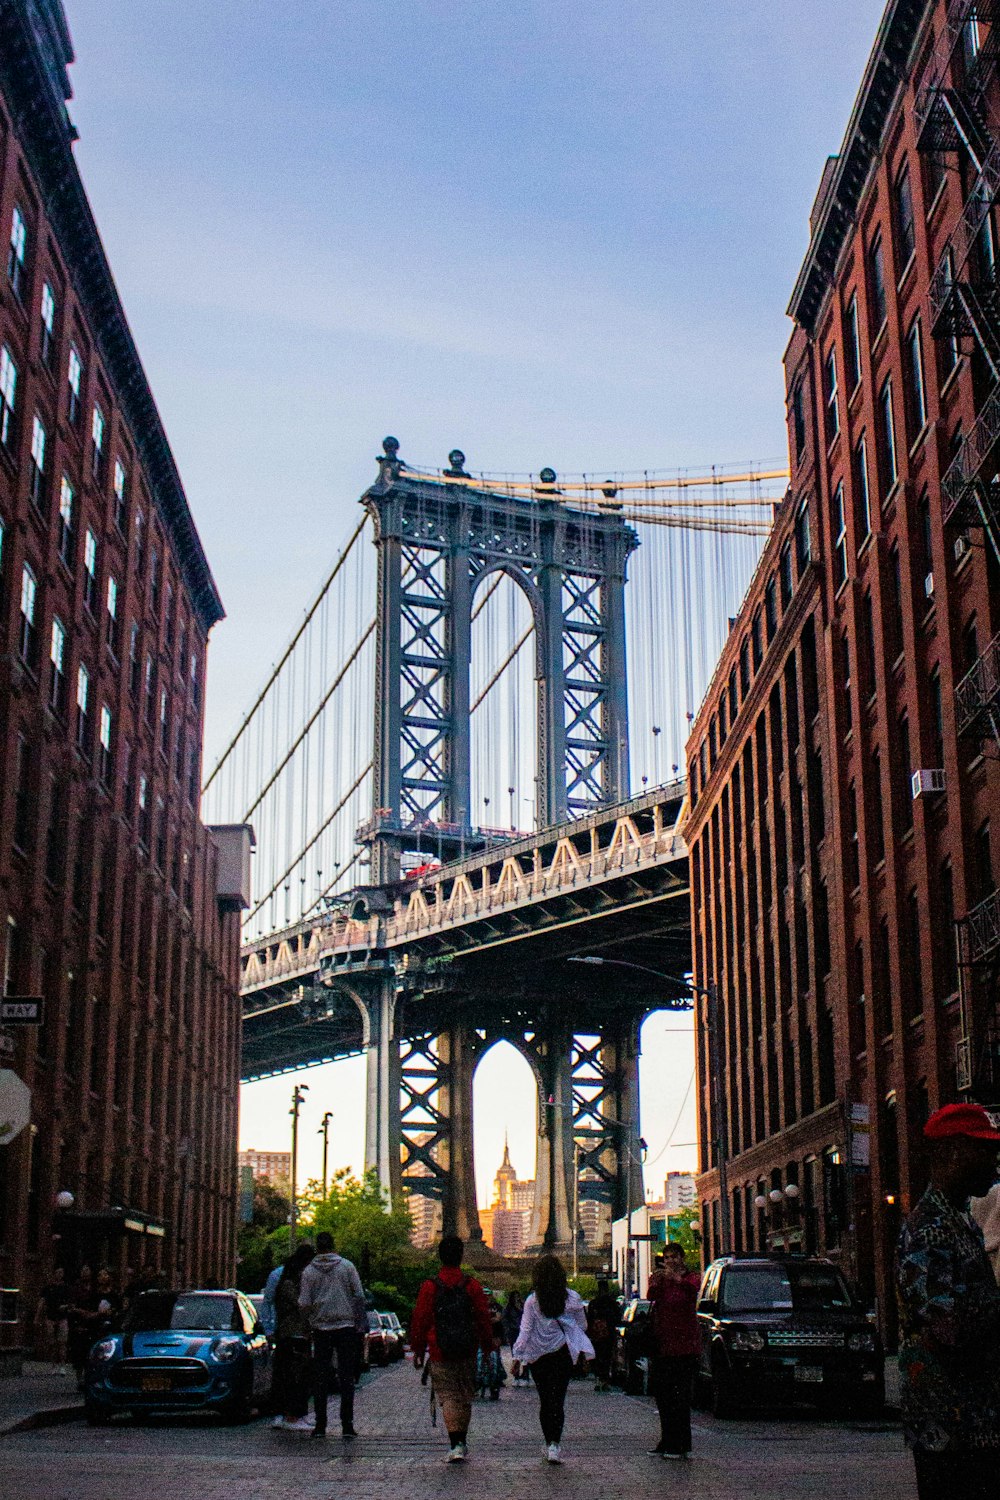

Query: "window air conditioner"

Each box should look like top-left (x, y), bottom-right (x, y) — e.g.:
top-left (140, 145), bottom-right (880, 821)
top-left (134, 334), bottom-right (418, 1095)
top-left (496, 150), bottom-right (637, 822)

top-left (956, 1037), bottom-right (972, 1093)
top-left (954, 533), bottom-right (971, 563)
top-left (924, 572), bottom-right (935, 599)
top-left (911, 768), bottom-right (946, 798)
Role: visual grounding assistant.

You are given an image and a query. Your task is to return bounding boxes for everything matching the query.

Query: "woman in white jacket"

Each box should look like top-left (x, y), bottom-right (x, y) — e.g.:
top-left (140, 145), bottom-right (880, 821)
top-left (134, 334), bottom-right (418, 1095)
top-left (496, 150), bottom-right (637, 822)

top-left (512, 1255), bottom-right (595, 1464)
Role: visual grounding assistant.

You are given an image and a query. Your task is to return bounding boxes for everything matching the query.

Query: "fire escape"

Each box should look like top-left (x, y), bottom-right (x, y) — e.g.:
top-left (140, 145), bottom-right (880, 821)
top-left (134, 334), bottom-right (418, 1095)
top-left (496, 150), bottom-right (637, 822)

top-left (917, 1), bottom-right (1000, 1089)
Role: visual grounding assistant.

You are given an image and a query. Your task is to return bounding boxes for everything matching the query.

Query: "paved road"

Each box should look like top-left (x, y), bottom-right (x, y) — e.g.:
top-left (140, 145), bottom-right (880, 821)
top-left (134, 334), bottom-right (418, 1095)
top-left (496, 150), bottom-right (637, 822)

top-left (0, 1358), bottom-right (914, 1499)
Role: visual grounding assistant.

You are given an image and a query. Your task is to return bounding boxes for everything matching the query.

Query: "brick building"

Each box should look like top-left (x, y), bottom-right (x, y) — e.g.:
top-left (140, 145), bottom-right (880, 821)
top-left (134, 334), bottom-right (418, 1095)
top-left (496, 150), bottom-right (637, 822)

top-left (0, 0), bottom-right (247, 1337)
top-left (687, 0), bottom-right (1000, 1334)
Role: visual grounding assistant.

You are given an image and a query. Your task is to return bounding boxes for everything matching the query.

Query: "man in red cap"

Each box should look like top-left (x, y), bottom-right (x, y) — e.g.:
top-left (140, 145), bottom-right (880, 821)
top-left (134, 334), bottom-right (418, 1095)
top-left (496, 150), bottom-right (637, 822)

top-left (896, 1102), bottom-right (1000, 1499)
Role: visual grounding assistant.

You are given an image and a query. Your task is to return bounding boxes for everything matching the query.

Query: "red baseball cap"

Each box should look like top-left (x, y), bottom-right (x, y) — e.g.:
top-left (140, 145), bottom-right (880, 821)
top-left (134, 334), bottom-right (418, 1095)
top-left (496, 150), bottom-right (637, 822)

top-left (924, 1103), bottom-right (1000, 1142)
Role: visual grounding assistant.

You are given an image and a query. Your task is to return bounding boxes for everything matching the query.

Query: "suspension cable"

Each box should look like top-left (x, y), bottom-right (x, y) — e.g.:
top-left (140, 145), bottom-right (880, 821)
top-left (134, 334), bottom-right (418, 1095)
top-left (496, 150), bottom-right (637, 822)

top-left (242, 621), bottom-right (375, 821)
top-left (203, 515), bottom-right (368, 794)
top-left (471, 625), bottom-right (532, 712)
top-left (247, 762), bottom-right (373, 921)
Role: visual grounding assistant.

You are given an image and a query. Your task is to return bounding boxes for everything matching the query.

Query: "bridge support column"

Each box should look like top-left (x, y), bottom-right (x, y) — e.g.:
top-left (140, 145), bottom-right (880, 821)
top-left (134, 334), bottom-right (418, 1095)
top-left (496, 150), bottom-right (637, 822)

top-left (364, 978), bottom-right (402, 1205)
top-left (607, 1017), bottom-right (644, 1221)
top-left (438, 1025), bottom-right (482, 1249)
top-left (531, 1023), bottom-right (574, 1250)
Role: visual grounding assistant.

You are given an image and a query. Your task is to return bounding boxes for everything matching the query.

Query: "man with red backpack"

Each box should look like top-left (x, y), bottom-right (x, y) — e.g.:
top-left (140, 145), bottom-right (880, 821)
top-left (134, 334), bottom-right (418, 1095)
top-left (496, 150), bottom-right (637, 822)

top-left (410, 1235), bottom-right (496, 1463)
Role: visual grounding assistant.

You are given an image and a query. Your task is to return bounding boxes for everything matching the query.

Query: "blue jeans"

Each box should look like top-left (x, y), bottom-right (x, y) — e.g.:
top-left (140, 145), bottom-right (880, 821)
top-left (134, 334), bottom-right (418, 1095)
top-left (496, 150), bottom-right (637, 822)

top-left (312, 1327), bottom-right (358, 1433)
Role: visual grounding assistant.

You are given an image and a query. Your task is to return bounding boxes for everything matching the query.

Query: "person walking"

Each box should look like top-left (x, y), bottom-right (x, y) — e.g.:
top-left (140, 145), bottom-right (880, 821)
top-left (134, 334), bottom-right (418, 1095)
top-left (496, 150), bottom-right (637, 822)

top-left (35, 1265), bottom-right (70, 1365)
top-left (410, 1235), bottom-right (495, 1463)
top-left (897, 1102), bottom-right (1000, 1500)
top-left (646, 1241), bottom-right (701, 1459)
top-left (586, 1278), bottom-right (620, 1392)
top-left (512, 1255), bottom-right (595, 1464)
top-left (298, 1230), bottom-right (366, 1440)
top-left (259, 1259), bottom-right (283, 1338)
top-left (272, 1242), bottom-right (314, 1431)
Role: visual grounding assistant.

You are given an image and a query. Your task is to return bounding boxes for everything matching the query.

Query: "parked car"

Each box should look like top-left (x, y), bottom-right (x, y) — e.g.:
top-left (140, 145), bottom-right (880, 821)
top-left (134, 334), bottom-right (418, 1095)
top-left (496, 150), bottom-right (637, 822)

top-left (365, 1310), bottom-right (392, 1366)
top-left (610, 1298), bottom-right (650, 1394)
top-left (84, 1289), bottom-right (272, 1425)
top-left (695, 1257), bottom-right (884, 1418)
top-left (378, 1312), bottom-right (405, 1361)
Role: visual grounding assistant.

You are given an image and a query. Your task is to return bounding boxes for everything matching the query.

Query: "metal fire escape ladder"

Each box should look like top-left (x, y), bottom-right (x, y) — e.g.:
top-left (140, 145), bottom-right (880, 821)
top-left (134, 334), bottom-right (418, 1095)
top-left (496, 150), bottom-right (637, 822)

top-left (918, 1), bottom-right (1000, 561)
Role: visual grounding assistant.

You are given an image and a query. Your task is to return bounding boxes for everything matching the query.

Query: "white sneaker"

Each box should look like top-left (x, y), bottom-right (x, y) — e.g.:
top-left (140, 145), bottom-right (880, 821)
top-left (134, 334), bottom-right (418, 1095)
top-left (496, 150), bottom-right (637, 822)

top-left (286, 1417), bottom-right (315, 1432)
top-left (271, 1416), bottom-right (286, 1429)
top-left (447, 1444), bottom-right (467, 1463)
top-left (546, 1443), bottom-right (562, 1464)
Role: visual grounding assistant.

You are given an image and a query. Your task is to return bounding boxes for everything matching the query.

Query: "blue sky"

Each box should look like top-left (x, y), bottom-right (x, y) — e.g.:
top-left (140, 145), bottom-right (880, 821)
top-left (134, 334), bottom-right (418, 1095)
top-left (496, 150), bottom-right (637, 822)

top-left (64, 0), bottom-right (886, 1203)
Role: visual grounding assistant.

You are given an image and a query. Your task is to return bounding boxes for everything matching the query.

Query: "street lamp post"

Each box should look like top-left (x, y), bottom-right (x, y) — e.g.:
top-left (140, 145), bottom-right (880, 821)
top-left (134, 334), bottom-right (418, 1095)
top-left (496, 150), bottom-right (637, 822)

top-left (568, 954), bottom-right (732, 1256)
top-left (289, 1083), bottom-right (309, 1251)
top-left (319, 1111), bottom-right (333, 1200)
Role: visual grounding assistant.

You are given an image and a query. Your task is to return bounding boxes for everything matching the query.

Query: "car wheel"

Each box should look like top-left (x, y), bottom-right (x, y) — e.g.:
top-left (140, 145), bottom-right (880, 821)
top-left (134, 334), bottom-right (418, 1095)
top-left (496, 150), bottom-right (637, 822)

top-left (710, 1362), bottom-right (739, 1419)
top-left (84, 1401), bottom-right (110, 1427)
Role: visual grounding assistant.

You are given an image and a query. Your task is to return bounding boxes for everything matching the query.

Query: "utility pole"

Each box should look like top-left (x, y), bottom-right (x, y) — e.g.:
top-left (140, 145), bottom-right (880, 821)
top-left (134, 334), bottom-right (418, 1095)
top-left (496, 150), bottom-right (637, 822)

top-left (572, 1138), bottom-right (580, 1282)
top-left (319, 1111), bottom-right (333, 1200)
top-left (289, 1082), bottom-right (309, 1250)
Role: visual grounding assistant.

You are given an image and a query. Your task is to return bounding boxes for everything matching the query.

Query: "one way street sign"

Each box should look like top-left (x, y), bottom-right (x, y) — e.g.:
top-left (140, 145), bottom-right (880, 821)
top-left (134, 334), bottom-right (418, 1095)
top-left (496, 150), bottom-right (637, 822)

top-left (0, 998), bottom-right (43, 1025)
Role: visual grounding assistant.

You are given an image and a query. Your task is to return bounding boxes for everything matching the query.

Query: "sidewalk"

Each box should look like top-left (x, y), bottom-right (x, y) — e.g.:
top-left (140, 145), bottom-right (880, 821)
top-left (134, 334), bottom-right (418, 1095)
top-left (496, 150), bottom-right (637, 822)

top-left (0, 1361), bottom-right (83, 1436)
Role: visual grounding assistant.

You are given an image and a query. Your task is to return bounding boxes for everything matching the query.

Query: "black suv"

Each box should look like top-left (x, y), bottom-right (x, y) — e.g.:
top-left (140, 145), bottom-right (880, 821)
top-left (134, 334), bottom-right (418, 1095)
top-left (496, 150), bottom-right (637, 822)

top-left (695, 1257), bottom-right (884, 1418)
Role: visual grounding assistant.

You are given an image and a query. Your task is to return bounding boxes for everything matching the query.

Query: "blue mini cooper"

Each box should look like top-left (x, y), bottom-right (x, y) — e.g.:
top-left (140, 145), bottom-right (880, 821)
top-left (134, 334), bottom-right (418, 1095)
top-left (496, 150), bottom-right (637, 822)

top-left (85, 1289), bottom-right (272, 1424)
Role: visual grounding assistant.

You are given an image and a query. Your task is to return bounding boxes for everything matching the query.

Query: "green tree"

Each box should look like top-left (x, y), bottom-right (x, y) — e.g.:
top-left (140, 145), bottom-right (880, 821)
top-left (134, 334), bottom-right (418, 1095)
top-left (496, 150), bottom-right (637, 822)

top-left (297, 1169), bottom-right (436, 1318)
top-left (665, 1206), bottom-right (701, 1266)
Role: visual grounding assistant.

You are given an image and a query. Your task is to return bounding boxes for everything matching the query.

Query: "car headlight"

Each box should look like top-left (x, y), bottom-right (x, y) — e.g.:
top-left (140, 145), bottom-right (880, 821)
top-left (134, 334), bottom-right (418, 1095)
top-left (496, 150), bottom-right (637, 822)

top-left (847, 1331), bottom-right (875, 1352)
top-left (91, 1339), bottom-right (118, 1362)
top-left (211, 1338), bottom-right (244, 1363)
top-left (729, 1329), bottom-right (765, 1352)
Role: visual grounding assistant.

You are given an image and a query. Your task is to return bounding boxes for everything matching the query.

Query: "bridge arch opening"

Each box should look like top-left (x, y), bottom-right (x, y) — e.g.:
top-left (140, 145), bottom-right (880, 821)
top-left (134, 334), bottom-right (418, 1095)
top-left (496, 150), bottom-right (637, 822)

top-left (472, 1039), bottom-right (539, 1252)
top-left (470, 568), bottom-right (539, 835)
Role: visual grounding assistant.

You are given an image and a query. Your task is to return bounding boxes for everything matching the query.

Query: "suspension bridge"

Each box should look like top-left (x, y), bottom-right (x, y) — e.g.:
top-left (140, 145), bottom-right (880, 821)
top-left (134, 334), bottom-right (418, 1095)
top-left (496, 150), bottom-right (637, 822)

top-left (205, 438), bottom-right (784, 1252)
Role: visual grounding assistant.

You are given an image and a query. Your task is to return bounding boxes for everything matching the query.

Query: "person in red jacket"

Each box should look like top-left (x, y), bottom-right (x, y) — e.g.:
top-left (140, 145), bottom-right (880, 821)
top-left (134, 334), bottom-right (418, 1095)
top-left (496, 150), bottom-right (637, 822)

top-left (646, 1242), bottom-right (702, 1459)
top-left (410, 1236), bottom-right (495, 1464)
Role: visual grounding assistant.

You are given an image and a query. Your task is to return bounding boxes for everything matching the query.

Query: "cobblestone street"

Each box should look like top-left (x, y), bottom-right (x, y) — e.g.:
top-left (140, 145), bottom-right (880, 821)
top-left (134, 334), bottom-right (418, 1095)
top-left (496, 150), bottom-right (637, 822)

top-left (1, 1359), bottom-right (914, 1500)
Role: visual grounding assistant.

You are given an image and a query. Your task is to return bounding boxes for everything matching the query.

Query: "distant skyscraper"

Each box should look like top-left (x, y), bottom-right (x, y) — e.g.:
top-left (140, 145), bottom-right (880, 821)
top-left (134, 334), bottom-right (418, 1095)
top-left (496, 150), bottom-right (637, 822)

top-left (663, 1172), bottom-right (697, 1213)
top-left (238, 1149), bottom-right (292, 1197)
top-left (479, 1138), bottom-right (534, 1254)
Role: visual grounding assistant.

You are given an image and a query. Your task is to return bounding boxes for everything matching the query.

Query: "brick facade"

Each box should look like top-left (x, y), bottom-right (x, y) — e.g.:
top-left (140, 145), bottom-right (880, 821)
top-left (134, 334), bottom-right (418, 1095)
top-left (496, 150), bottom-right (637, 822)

top-left (0, 1), bottom-right (243, 1334)
top-left (687, 0), bottom-right (1000, 1338)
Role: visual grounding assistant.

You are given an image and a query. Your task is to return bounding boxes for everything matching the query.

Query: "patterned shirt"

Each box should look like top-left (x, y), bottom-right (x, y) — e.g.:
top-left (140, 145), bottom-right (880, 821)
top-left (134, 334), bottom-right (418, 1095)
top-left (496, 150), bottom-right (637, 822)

top-left (896, 1184), bottom-right (1000, 1452)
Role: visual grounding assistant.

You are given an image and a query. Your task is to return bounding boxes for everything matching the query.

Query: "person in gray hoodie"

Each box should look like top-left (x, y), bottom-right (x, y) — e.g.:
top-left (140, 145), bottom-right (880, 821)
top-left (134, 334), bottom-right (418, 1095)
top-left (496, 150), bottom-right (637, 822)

top-left (298, 1231), bottom-right (367, 1438)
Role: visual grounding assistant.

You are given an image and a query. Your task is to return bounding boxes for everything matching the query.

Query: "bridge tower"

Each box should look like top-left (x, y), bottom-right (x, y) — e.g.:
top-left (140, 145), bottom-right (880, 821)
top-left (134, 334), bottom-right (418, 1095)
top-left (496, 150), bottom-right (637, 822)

top-left (362, 438), bottom-right (637, 885)
top-left (345, 441), bottom-right (646, 1254)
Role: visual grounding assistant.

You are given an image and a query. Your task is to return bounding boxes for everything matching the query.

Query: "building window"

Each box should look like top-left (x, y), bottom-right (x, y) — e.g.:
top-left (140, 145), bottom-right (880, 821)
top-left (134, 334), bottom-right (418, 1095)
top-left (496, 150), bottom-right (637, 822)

top-left (795, 499), bottom-right (811, 572)
top-left (868, 236), bottom-right (887, 333)
top-left (99, 704), bottom-right (113, 786)
top-left (13, 736), bottom-right (32, 851)
top-left (854, 436), bottom-right (871, 542)
top-left (792, 381), bottom-right (806, 459)
top-left (897, 713), bottom-right (913, 833)
top-left (128, 621), bottom-right (141, 697)
top-left (29, 414), bottom-right (46, 509)
top-left (929, 667), bottom-right (944, 766)
top-left (739, 639), bottom-right (750, 697)
top-left (190, 649), bottom-right (200, 706)
top-left (91, 403), bottom-right (106, 482)
top-left (841, 633), bottom-right (853, 733)
top-left (906, 319), bottom-right (928, 437)
top-left (879, 379), bottom-right (898, 496)
top-left (49, 616), bottom-right (67, 713)
top-left (0, 344), bottom-right (17, 447)
top-left (905, 889), bottom-right (923, 1020)
top-left (105, 574), bottom-right (120, 655)
top-left (138, 773), bottom-right (151, 848)
top-left (40, 281), bottom-right (56, 367)
top-left (187, 744), bottom-right (200, 806)
top-left (67, 345), bottom-right (82, 426)
top-left (134, 508), bottom-right (144, 576)
top-left (58, 476), bottom-right (75, 567)
top-left (155, 797), bottom-right (167, 870)
top-left (165, 582), bottom-right (175, 646)
top-left (846, 783), bottom-right (860, 887)
top-left (765, 576), bottom-right (778, 641)
top-left (83, 528), bottom-right (98, 612)
top-left (824, 347), bottom-right (839, 442)
top-left (894, 165), bottom-right (916, 268)
top-left (974, 819), bottom-right (995, 902)
top-left (159, 686), bottom-right (170, 756)
top-left (76, 661), bottom-right (90, 752)
top-left (939, 860), bottom-right (958, 995)
top-left (7, 205), bottom-right (27, 301)
top-left (113, 459), bottom-right (128, 531)
top-left (174, 719), bottom-right (185, 779)
top-left (19, 563), bottom-right (37, 665)
top-left (751, 609), bottom-right (763, 669)
top-left (845, 292), bottom-right (861, 391)
top-left (150, 547), bottom-right (161, 615)
top-left (887, 545), bottom-right (904, 660)
top-left (832, 481), bottom-right (848, 586)
top-left (860, 590), bottom-right (876, 700)
top-left (144, 654), bottom-right (156, 724)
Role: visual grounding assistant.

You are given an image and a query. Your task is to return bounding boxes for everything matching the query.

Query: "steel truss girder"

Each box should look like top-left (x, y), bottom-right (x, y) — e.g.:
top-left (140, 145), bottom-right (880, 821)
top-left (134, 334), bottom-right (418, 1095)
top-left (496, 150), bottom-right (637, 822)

top-left (363, 450), bottom-right (637, 882)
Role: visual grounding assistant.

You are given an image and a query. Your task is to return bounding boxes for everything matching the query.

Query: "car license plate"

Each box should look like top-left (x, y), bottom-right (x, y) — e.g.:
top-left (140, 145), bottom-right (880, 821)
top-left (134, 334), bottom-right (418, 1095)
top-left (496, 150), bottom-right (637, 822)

top-left (141, 1374), bottom-right (173, 1392)
top-left (794, 1365), bottom-right (823, 1383)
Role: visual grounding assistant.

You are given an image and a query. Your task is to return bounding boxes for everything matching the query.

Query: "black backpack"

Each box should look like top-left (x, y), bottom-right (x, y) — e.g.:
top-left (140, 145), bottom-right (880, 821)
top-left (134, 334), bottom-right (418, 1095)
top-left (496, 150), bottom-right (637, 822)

top-left (433, 1275), bottom-right (478, 1360)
